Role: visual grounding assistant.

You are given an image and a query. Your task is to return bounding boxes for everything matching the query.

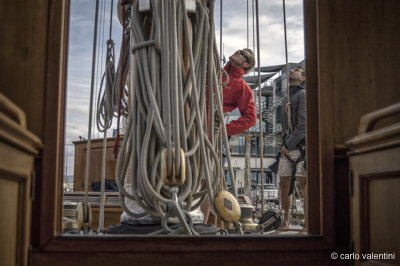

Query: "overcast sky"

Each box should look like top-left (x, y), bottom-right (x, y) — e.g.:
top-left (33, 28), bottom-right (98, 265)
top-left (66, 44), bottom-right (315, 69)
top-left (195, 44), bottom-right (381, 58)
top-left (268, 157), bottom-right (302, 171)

top-left (64, 0), bottom-right (304, 177)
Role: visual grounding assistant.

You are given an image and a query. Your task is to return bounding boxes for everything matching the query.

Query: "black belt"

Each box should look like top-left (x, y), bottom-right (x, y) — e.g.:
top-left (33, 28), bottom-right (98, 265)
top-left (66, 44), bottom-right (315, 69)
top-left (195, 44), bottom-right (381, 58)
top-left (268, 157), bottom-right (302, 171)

top-left (283, 149), bottom-right (305, 196)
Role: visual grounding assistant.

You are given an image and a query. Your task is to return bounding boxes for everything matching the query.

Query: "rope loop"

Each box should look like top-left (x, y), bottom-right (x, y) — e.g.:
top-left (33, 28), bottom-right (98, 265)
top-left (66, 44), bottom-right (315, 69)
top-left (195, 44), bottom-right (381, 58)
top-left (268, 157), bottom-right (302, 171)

top-left (115, 0), bottom-right (225, 225)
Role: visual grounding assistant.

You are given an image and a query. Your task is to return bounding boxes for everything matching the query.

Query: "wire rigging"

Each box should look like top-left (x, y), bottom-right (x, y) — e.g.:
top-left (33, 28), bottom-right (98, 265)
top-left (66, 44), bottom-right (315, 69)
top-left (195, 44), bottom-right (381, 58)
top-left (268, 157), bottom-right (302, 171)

top-left (83, 0), bottom-right (101, 227)
top-left (255, 0), bottom-right (265, 212)
top-left (282, 0), bottom-right (292, 131)
top-left (247, 0), bottom-right (249, 48)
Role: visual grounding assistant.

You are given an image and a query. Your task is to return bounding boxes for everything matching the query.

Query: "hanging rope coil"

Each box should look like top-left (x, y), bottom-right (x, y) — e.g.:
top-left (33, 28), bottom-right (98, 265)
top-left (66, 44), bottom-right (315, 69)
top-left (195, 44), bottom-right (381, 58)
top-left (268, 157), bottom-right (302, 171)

top-left (96, 22), bottom-right (131, 133)
top-left (96, 39), bottom-right (116, 132)
top-left (115, 0), bottom-right (229, 221)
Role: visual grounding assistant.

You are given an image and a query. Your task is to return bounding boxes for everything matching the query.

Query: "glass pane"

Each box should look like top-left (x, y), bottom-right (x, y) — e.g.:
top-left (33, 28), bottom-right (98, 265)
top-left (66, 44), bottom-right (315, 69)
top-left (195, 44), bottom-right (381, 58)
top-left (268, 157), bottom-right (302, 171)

top-left (63, 0), bottom-right (306, 236)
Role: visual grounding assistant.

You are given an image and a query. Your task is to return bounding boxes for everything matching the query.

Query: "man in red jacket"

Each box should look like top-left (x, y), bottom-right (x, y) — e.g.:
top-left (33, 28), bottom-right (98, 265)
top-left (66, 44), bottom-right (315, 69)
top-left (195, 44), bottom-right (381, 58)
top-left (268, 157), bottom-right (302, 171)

top-left (202, 48), bottom-right (256, 223)
top-left (222, 48), bottom-right (257, 136)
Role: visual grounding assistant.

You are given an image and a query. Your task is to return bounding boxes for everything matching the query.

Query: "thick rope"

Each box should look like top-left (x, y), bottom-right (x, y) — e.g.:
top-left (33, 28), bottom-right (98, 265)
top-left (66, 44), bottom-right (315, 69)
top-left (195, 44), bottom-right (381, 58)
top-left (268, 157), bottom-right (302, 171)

top-left (114, 2), bottom-right (128, 157)
top-left (116, 0), bottom-right (224, 221)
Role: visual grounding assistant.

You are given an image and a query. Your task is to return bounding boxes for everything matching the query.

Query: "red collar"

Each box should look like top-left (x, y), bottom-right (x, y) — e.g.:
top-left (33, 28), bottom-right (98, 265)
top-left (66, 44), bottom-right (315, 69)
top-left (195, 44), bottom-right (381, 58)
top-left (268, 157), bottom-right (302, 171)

top-left (224, 61), bottom-right (245, 78)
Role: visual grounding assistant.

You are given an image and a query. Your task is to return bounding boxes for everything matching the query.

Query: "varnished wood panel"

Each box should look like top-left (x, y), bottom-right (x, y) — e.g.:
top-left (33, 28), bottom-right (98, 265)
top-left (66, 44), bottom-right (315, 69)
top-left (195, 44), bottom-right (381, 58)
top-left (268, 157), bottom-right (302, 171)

top-left (314, 0), bottom-right (336, 244)
top-left (0, 136), bottom-right (37, 266)
top-left (0, 167), bottom-right (33, 266)
top-left (0, 0), bottom-right (48, 138)
top-left (31, 0), bottom-right (69, 247)
top-left (303, 0), bottom-right (321, 235)
top-left (329, 0), bottom-right (400, 144)
top-left (347, 103), bottom-right (400, 266)
top-left (361, 173), bottom-right (400, 265)
top-left (350, 148), bottom-right (400, 266)
top-left (0, 174), bottom-right (19, 266)
top-left (0, 93), bottom-right (41, 266)
top-left (31, 250), bottom-right (338, 266)
top-left (333, 146), bottom-right (350, 253)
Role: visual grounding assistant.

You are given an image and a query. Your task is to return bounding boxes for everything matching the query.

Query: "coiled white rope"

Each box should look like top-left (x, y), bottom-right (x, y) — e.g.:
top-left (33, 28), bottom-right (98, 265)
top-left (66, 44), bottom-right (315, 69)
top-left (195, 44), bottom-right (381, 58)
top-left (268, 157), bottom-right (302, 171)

top-left (115, 0), bottom-right (232, 224)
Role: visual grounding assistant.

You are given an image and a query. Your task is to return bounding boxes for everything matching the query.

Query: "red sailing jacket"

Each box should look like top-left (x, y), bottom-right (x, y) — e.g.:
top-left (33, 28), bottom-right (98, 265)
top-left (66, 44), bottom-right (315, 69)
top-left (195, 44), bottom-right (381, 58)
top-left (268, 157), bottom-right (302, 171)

top-left (222, 62), bottom-right (256, 136)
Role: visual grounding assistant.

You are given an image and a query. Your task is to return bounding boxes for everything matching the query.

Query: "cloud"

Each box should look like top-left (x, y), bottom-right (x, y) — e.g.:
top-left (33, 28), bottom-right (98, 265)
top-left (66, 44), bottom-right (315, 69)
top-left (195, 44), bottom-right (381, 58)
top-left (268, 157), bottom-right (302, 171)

top-left (214, 0), bottom-right (304, 66)
top-left (64, 0), bottom-right (305, 177)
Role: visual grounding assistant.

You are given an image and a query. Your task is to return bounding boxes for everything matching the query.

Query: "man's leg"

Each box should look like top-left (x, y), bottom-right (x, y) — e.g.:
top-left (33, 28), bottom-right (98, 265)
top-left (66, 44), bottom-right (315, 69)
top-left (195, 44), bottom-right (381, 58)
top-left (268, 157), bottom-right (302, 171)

top-left (296, 176), bottom-right (307, 228)
top-left (279, 176), bottom-right (292, 228)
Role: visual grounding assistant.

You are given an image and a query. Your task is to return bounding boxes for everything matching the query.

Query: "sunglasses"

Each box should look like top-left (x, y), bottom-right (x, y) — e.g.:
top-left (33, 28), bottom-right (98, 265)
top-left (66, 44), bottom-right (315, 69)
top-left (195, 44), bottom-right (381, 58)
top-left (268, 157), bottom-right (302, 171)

top-left (237, 50), bottom-right (250, 63)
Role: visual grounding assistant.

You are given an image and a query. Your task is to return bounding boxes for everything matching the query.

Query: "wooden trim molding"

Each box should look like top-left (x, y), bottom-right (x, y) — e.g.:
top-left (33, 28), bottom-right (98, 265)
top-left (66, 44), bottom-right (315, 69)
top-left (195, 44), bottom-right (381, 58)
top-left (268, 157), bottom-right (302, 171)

top-left (30, 0), bottom-right (344, 264)
top-left (30, 0), bottom-right (69, 248)
top-left (303, 0), bottom-right (321, 236)
top-left (0, 92), bottom-right (27, 128)
top-left (0, 158), bottom-right (34, 266)
top-left (0, 105), bottom-right (42, 155)
top-left (358, 171), bottom-right (400, 262)
top-left (0, 170), bottom-right (28, 266)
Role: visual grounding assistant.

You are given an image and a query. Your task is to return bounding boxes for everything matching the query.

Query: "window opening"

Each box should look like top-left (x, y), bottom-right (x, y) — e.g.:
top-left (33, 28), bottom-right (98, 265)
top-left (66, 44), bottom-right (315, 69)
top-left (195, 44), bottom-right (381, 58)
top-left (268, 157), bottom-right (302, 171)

top-left (63, 0), bottom-right (306, 236)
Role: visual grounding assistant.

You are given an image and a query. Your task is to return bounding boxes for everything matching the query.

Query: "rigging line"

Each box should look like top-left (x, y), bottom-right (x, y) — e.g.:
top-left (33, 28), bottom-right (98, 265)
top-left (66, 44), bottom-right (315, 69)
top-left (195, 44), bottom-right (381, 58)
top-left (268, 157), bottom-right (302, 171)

top-left (95, 0), bottom-right (107, 139)
top-left (109, 0), bottom-right (114, 40)
top-left (182, 0), bottom-right (222, 206)
top-left (116, 0), bottom-right (222, 221)
top-left (99, 0), bottom-right (114, 234)
top-left (99, 123), bottom-right (108, 233)
top-left (252, 0), bottom-right (255, 54)
top-left (247, 0), bottom-right (249, 48)
top-left (93, 0), bottom-right (102, 139)
top-left (206, 1), bottom-right (215, 143)
top-left (282, 0), bottom-right (292, 131)
top-left (84, 0), bottom-right (101, 217)
top-left (255, 0), bottom-right (265, 212)
top-left (114, 1), bottom-right (127, 157)
top-left (216, 0), bottom-right (223, 185)
top-left (100, 0), bottom-right (107, 89)
top-left (211, 0), bottom-right (234, 199)
top-left (219, 0), bottom-right (223, 64)
top-left (208, 0), bottom-right (237, 199)
top-left (251, 0), bottom-right (256, 130)
top-left (251, 0), bottom-right (256, 82)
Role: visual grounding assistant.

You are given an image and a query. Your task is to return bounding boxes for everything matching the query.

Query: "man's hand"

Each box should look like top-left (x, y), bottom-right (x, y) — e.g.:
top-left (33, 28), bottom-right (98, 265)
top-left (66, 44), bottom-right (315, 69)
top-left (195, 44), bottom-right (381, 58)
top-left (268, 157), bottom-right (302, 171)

top-left (280, 145), bottom-right (289, 154)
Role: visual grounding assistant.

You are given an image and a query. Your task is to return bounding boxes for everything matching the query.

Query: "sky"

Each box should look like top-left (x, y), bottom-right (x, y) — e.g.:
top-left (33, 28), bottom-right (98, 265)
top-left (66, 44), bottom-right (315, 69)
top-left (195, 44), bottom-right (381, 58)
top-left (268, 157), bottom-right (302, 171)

top-left (64, 0), bottom-right (305, 178)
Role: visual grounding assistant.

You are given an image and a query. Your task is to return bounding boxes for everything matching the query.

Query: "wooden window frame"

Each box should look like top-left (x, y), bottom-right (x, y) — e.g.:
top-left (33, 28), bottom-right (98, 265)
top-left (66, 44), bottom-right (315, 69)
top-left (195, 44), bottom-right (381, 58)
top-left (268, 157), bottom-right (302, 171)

top-left (31, 0), bottom-right (341, 263)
